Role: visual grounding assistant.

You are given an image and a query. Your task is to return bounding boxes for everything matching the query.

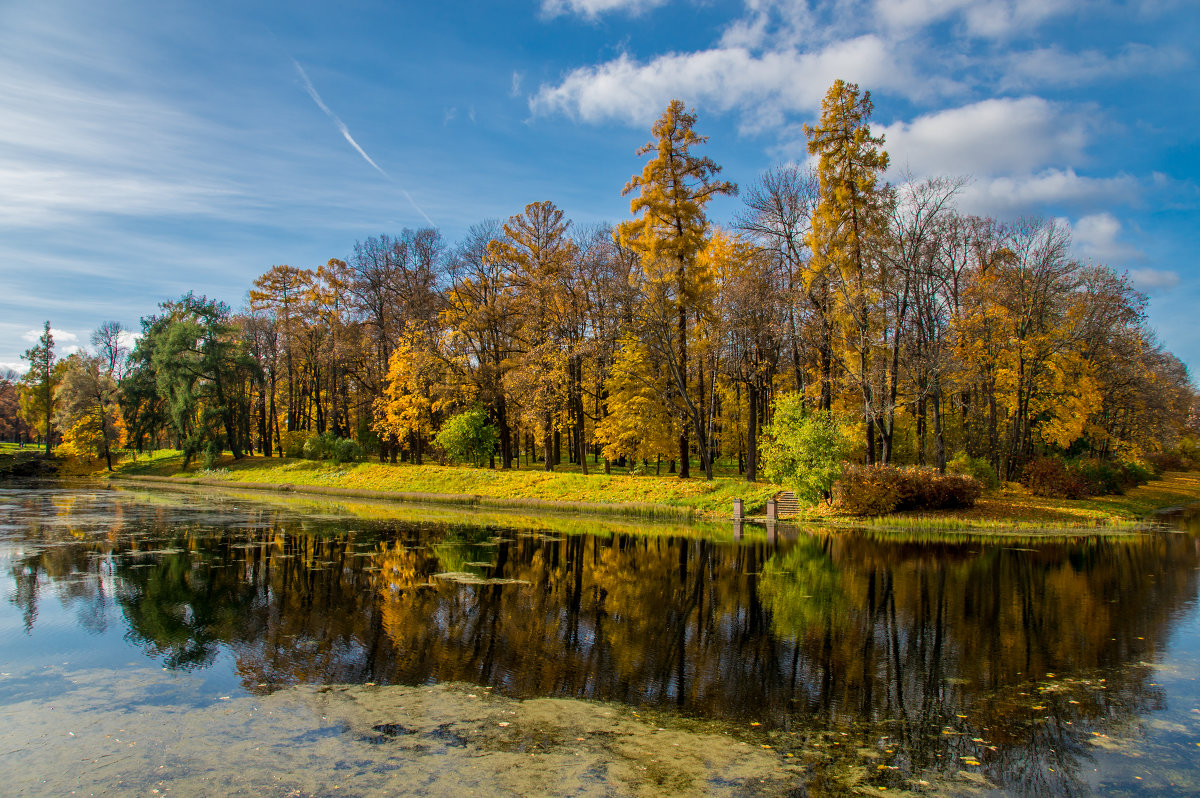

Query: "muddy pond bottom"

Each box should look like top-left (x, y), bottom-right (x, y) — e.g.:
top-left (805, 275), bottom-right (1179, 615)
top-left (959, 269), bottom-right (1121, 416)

top-left (2, 480), bottom-right (1199, 796)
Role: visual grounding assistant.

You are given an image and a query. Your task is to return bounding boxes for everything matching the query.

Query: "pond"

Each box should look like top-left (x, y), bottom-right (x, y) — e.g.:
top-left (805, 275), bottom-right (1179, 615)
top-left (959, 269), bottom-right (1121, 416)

top-left (1, 480), bottom-right (1198, 796)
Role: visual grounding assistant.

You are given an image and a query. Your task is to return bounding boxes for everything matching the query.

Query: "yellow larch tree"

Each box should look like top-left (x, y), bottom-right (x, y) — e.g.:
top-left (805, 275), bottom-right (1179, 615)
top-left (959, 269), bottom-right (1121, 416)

top-left (488, 201), bottom-right (576, 472)
top-left (619, 100), bottom-right (736, 479)
top-left (804, 79), bottom-right (892, 464)
top-left (593, 333), bottom-right (678, 470)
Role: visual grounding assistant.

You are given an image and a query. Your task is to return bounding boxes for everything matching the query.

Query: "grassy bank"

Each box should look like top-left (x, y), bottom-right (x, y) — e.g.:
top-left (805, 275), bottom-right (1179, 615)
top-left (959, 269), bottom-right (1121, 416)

top-left (112, 451), bottom-right (779, 520)
top-left (102, 451), bottom-right (1200, 528)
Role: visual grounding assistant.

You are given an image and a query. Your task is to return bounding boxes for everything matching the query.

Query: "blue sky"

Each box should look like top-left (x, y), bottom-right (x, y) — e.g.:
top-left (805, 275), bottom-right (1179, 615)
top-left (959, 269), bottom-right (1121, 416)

top-left (2, 0), bottom-right (1197, 376)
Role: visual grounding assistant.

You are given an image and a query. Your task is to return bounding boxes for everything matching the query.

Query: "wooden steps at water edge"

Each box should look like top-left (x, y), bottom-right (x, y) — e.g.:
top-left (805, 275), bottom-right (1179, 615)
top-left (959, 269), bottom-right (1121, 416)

top-left (773, 491), bottom-right (799, 517)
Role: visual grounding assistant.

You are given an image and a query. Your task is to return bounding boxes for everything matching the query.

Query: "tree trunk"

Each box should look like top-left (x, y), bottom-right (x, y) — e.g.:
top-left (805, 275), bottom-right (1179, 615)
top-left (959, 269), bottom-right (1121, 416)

top-left (678, 284), bottom-right (690, 479)
top-left (43, 378), bottom-right (51, 455)
top-left (572, 357), bottom-right (588, 475)
top-left (916, 394), bottom-right (927, 466)
top-left (932, 382), bottom-right (946, 472)
top-left (496, 395), bottom-right (512, 469)
top-left (746, 380), bottom-right (759, 482)
top-left (865, 415), bottom-right (877, 466)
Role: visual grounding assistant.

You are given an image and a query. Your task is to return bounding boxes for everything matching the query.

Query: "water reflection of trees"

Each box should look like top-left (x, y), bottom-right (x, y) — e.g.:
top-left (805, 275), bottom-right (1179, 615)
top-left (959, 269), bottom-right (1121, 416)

top-left (6, 492), bottom-right (1199, 796)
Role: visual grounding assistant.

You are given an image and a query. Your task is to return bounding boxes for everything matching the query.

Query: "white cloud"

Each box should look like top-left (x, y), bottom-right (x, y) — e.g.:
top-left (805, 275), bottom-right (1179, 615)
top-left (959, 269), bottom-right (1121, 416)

top-left (21, 327), bottom-right (78, 344)
top-left (1069, 212), bottom-right (1142, 263)
top-left (877, 0), bottom-right (1080, 38)
top-left (880, 97), bottom-right (1088, 177)
top-left (1128, 268), bottom-right (1181, 292)
top-left (117, 330), bottom-right (141, 350)
top-left (541, 0), bottom-right (667, 18)
top-left (999, 43), bottom-right (1190, 89)
top-left (958, 169), bottom-right (1139, 216)
top-left (531, 36), bottom-right (909, 128)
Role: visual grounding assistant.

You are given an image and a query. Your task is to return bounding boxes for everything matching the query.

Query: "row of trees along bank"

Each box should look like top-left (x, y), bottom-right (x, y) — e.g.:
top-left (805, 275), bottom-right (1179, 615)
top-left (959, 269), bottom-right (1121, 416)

top-left (8, 81), bottom-right (1199, 480)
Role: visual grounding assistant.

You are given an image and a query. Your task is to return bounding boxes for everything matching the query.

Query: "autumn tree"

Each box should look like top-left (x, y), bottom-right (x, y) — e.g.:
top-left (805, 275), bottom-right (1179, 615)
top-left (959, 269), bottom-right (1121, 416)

top-left (804, 80), bottom-right (893, 464)
top-left (489, 201), bottom-right (576, 472)
top-left (54, 352), bottom-right (124, 470)
top-left (375, 329), bottom-right (453, 464)
top-left (593, 333), bottom-right (678, 469)
top-left (348, 230), bottom-right (445, 460)
top-left (715, 230), bottom-right (782, 482)
top-left (0, 370), bottom-right (32, 444)
top-left (445, 220), bottom-right (519, 467)
top-left (619, 100), bottom-right (736, 479)
top-left (20, 321), bottom-right (56, 454)
top-left (875, 175), bottom-right (963, 466)
top-left (249, 265), bottom-right (311, 435)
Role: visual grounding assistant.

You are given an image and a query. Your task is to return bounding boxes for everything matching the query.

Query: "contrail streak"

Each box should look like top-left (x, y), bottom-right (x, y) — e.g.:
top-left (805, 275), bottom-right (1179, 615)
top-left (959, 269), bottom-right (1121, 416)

top-left (292, 59), bottom-right (436, 226)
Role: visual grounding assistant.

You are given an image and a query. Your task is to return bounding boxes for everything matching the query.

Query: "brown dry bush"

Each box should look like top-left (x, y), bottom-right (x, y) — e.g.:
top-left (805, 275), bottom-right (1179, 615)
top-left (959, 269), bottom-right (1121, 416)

top-left (836, 465), bottom-right (983, 516)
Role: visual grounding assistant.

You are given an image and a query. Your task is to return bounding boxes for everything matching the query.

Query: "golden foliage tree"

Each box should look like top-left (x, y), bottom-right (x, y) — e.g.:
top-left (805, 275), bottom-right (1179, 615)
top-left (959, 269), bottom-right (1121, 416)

top-left (804, 79), bottom-right (893, 464)
top-left (619, 100), bottom-right (736, 479)
top-left (54, 353), bottom-right (125, 470)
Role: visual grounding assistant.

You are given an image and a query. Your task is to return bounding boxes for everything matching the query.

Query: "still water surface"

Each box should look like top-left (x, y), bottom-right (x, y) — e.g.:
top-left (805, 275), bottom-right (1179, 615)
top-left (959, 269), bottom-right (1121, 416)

top-left (2, 481), bottom-right (1198, 796)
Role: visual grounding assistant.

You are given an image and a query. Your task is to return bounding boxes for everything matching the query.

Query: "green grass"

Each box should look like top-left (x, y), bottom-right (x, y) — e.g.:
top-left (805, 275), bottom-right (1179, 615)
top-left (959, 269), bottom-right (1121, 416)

top-left (115, 479), bottom-right (756, 541)
top-left (112, 451), bottom-right (779, 520)
top-left (105, 450), bottom-right (1200, 531)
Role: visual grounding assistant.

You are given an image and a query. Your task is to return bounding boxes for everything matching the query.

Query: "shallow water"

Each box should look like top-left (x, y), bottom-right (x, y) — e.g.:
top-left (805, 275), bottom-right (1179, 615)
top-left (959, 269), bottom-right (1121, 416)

top-left (1, 480), bottom-right (1198, 796)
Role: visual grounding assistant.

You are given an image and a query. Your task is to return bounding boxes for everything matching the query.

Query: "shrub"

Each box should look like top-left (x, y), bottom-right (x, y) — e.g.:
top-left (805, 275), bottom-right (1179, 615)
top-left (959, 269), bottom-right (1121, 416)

top-left (1073, 458), bottom-right (1124, 495)
top-left (1021, 457), bottom-right (1090, 498)
top-left (288, 432), bottom-right (364, 463)
top-left (203, 439), bottom-right (221, 470)
top-left (835, 464), bottom-right (982, 516)
top-left (835, 464), bottom-right (903, 516)
top-left (302, 432), bottom-right (337, 460)
top-left (1021, 456), bottom-right (1155, 499)
top-left (281, 430), bottom-right (307, 459)
top-left (946, 451), bottom-right (999, 490)
top-left (1147, 450), bottom-right (1198, 473)
top-left (899, 469), bottom-right (984, 510)
top-left (759, 394), bottom-right (850, 505)
top-left (434, 406), bottom-right (499, 467)
top-left (332, 437), bottom-right (364, 464)
top-left (1120, 460), bottom-right (1155, 487)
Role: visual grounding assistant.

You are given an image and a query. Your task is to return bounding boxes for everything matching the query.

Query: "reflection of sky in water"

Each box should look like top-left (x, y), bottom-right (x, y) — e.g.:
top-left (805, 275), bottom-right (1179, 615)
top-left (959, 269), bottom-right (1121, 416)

top-left (1, 481), bottom-right (1199, 796)
top-left (1087, 601), bottom-right (1200, 792)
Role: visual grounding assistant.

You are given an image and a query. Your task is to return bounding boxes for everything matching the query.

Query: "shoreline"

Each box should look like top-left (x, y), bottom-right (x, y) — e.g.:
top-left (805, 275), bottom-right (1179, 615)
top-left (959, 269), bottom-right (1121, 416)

top-left (108, 473), bottom-right (698, 522)
top-left (99, 458), bottom-right (1200, 534)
